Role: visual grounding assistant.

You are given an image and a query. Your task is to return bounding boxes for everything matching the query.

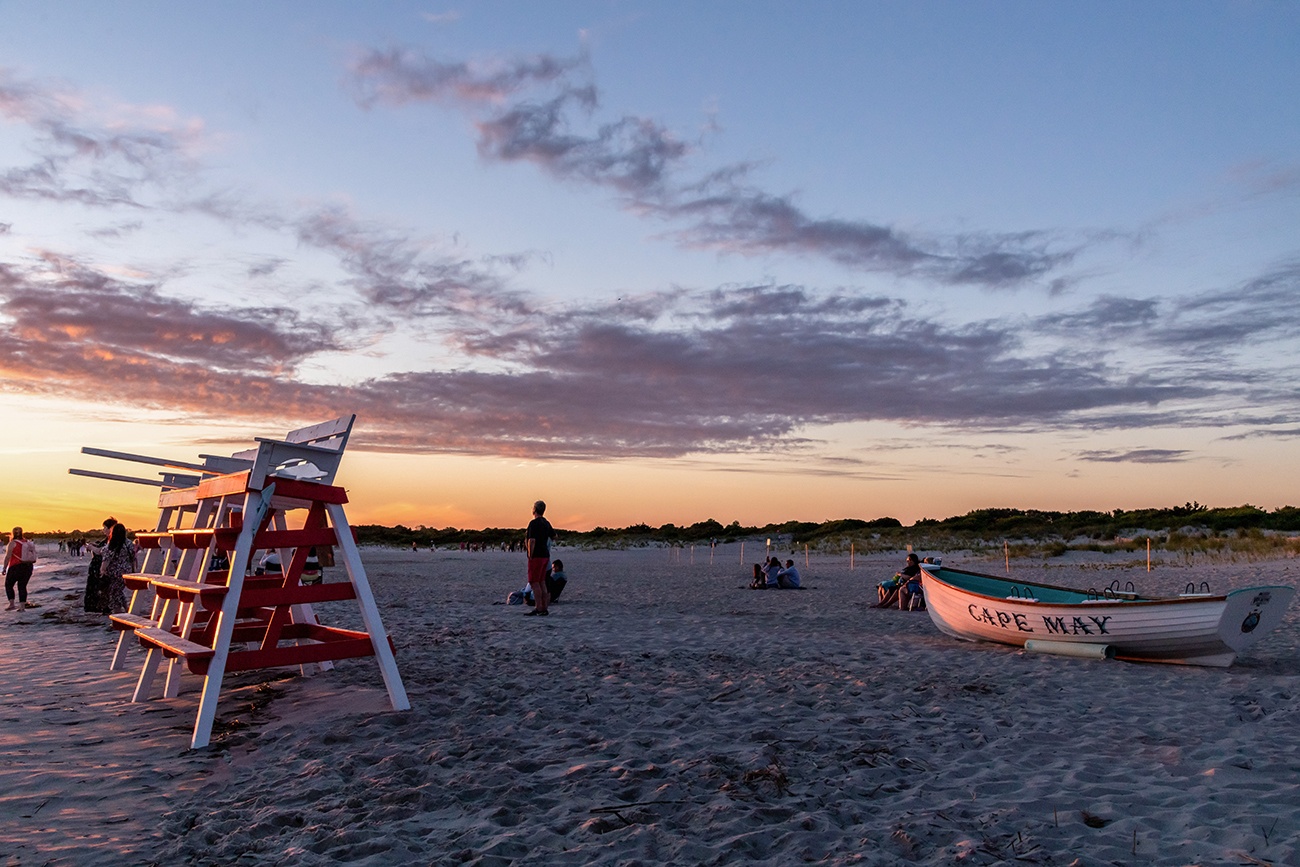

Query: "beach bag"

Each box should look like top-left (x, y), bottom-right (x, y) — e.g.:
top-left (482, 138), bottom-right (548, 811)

top-left (18, 539), bottom-right (37, 563)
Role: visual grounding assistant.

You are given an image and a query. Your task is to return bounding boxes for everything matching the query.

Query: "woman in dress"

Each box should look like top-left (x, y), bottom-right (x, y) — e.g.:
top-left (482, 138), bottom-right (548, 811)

top-left (100, 522), bottom-right (136, 615)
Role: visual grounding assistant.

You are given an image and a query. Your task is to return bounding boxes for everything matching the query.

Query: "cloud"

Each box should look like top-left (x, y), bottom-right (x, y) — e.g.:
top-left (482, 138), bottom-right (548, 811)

top-left (1075, 448), bottom-right (1191, 464)
top-left (1039, 261), bottom-right (1300, 360)
top-left (291, 204), bottom-right (535, 322)
top-left (3, 63), bottom-right (1296, 463)
top-left (1220, 427), bottom-right (1300, 441)
top-left (1, 237), bottom-right (1291, 460)
top-left (350, 48), bottom-right (585, 109)
top-left (0, 253), bottom-right (342, 386)
top-left (349, 47), bottom-right (1077, 289)
top-left (420, 10), bottom-right (461, 25)
top-left (475, 91), bottom-right (688, 195)
top-left (0, 68), bottom-right (204, 209)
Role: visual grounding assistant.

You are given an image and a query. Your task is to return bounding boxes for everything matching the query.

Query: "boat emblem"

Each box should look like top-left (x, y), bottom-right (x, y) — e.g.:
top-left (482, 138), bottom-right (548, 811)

top-left (1252, 591), bottom-right (1272, 607)
top-left (1241, 611), bottom-right (1261, 633)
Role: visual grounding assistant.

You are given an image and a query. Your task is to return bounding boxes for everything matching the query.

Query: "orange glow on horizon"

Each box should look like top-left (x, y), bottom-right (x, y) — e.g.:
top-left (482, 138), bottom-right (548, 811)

top-left (1, 401), bottom-right (1297, 535)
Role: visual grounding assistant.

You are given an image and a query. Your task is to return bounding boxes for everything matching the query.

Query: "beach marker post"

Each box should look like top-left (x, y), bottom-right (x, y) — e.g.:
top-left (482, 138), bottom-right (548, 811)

top-left (804, 543), bottom-right (808, 568)
top-left (740, 541), bottom-right (744, 564)
top-left (1004, 541), bottom-right (1010, 574)
top-left (1147, 538), bottom-right (1151, 572)
top-left (850, 542), bottom-right (855, 570)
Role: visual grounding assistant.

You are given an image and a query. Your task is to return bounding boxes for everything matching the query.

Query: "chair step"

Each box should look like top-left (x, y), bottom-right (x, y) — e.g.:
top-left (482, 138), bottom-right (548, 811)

top-left (123, 573), bottom-right (156, 591)
top-left (150, 578), bottom-right (229, 610)
top-left (133, 631), bottom-right (214, 665)
top-left (109, 612), bottom-right (157, 632)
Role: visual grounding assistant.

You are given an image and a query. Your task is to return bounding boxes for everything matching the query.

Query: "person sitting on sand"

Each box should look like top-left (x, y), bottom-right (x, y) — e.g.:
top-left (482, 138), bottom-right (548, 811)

top-left (749, 563), bottom-right (766, 589)
top-left (877, 552), bottom-right (920, 607)
top-left (300, 547), bottom-right (322, 585)
top-left (763, 556), bottom-right (782, 588)
top-left (777, 559), bottom-right (802, 589)
top-left (258, 549), bottom-right (282, 576)
top-left (899, 563), bottom-right (925, 610)
top-left (547, 559), bottom-right (568, 602)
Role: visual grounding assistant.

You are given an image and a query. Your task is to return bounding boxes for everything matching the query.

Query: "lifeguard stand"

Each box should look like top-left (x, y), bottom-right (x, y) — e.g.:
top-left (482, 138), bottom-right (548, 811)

top-left (71, 416), bottom-right (409, 749)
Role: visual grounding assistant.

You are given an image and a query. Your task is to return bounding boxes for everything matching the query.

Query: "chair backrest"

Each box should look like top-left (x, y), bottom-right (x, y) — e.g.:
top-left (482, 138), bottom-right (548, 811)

top-left (73, 414), bottom-right (358, 493)
top-left (286, 415), bottom-right (355, 450)
top-left (230, 415), bottom-right (355, 463)
top-left (240, 415), bottom-right (357, 489)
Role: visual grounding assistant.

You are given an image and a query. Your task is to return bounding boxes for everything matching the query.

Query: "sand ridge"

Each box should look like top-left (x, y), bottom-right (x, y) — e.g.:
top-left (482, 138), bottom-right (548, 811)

top-left (2, 545), bottom-right (1298, 865)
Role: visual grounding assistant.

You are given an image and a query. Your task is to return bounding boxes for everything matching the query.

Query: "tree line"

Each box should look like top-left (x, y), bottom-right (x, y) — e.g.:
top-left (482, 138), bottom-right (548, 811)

top-left (351, 502), bottom-right (1300, 549)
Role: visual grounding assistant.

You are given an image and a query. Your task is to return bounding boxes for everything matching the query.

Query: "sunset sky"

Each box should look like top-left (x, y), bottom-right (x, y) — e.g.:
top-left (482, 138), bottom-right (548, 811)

top-left (2, 2), bottom-right (1299, 533)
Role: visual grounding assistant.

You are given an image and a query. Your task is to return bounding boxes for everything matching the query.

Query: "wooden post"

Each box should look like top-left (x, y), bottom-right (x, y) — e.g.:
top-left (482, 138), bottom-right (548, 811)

top-left (1147, 537), bottom-right (1151, 572)
top-left (740, 541), bottom-right (744, 564)
top-left (1004, 541), bottom-right (1010, 574)
top-left (850, 542), bottom-right (855, 571)
top-left (804, 543), bottom-right (809, 568)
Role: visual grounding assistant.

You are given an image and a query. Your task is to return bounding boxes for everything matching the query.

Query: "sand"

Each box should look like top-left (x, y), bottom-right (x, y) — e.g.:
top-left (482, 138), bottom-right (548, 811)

top-left (2, 544), bottom-right (1299, 866)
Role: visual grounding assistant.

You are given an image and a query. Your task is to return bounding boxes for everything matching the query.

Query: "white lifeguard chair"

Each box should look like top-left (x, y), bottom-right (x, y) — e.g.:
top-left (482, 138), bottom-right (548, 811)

top-left (71, 415), bottom-right (409, 749)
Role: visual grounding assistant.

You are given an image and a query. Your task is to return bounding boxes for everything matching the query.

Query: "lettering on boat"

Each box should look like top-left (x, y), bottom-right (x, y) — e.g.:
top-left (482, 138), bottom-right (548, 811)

top-left (966, 604), bottom-right (1112, 636)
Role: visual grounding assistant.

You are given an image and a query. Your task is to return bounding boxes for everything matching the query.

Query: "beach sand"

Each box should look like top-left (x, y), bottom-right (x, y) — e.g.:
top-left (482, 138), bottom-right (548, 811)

top-left (2, 545), bottom-right (1299, 865)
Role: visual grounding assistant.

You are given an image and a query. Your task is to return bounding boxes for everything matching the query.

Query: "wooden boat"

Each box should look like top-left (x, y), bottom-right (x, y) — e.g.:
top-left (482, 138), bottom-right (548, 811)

top-left (919, 563), bottom-right (1295, 667)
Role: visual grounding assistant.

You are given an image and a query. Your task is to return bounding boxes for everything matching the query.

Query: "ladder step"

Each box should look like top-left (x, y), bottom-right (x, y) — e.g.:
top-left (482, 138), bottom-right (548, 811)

top-left (151, 578), bottom-right (229, 610)
top-left (135, 627), bottom-right (215, 661)
top-left (169, 529), bottom-right (218, 549)
top-left (134, 532), bottom-right (173, 549)
top-left (109, 612), bottom-right (156, 631)
top-left (123, 573), bottom-right (156, 591)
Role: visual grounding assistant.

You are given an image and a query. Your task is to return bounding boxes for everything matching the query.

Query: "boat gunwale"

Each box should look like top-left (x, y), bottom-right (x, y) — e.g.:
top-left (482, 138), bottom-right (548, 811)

top-left (919, 564), bottom-right (1242, 609)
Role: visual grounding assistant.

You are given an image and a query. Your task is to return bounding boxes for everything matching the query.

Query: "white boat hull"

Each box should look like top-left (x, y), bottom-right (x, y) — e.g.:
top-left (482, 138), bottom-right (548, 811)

top-left (920, 565), bottom-right (1295, 667)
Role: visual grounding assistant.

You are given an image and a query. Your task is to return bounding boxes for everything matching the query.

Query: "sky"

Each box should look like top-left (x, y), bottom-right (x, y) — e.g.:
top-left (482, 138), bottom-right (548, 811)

top-left (1, 1), bottom-right (1299, 533)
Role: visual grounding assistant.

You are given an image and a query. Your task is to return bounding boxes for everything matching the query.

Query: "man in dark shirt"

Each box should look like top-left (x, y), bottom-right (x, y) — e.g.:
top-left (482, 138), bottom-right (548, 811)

top-left (524, 500), bottom-right (556, 616)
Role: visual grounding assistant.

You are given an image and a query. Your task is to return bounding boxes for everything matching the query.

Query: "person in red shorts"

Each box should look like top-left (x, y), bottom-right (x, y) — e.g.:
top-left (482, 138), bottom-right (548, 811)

top-left (523, 500), bottom-right (556, 617)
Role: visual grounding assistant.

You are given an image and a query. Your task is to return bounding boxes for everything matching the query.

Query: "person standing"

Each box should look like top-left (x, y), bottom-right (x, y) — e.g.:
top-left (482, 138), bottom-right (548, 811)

top-left (524, 500), bottom-right (556, 616)
top-left (100, 522), bottom-right (136, 615)
top-left (4, 527), bottom-right (36, 611)
top-left (85, 516), bottom-right (116, 613)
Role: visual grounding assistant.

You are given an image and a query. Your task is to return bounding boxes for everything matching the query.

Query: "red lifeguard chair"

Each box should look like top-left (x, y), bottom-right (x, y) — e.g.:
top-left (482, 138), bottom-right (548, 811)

top-left (72, 416), bottom-right (409, 749)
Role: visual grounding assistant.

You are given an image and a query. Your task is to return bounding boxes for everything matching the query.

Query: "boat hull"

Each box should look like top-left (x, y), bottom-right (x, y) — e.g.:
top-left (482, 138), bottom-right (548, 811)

top-left (920, 565), bottom-right (1294, 667)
